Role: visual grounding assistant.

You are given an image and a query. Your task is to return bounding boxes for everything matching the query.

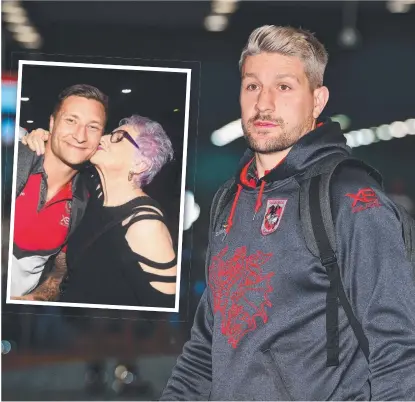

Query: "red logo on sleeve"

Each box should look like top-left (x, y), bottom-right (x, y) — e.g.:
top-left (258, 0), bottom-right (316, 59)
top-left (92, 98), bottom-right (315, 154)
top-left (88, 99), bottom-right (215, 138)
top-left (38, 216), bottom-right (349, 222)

top-left (346, 188), bottom-right (382, 213)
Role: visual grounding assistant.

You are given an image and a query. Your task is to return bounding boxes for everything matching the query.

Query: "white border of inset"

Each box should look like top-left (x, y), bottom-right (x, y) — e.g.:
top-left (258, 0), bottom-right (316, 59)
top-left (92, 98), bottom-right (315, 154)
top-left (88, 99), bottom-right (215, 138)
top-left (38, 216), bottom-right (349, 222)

top-left (6, 59), bottom-right (192, 313)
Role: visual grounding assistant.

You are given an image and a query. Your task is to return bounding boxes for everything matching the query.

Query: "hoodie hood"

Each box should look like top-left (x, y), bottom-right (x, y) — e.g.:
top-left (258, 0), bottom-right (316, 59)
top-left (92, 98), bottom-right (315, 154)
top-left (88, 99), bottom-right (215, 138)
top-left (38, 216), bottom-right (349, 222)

top-left (223, 120), bottom-right (350, 234)
top-left (236, 119), bottom-right (351, 187)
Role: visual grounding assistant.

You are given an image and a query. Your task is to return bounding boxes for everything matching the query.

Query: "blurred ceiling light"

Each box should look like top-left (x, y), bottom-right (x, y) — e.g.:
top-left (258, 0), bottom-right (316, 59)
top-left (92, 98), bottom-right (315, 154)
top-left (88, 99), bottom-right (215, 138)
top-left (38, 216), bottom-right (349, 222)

top-left (3, 1), bottom-right (43, 49)
top-left (114, 365), bottom-right (127, 379)
top-left (331, 114), bottom-right (351, 130)
top-left (26, 120), bottom-right (34, 124)
top-left (344, 133), bottom-right (357, 148)
top-left (174, 108), bottom-right (180, 112)
top-left (184, 191), bottom-right (200, 231)
top-left (14, 30), bottom-right (42, 49)
top-left (204, 14), bottom-right (228, 32)
top-left (386, 0), bottom-right (413, 13)
top-left (212, 0), bottom-right (238, 14)
top-left (2, 119), bottom-right (17, 146)
top-left (345, 118), bottom-right (415, 148)
top-left (376, 124), bottom-right (393, 141)
top-left (211, 118), bottom-right (242, 146)
top-left (13, 23), bottom-right (35, 34)
top-left (111, 380), bottom-right (122, 393)
top-left (211, 117), bottom-right (414, 149)
top-left (359, 128), bottom-right (376, 145)
top-left (120, 371), bottom-right (134, 384)
top-left (1, 1), bottom-right (21, 14)
top-left (1, 340), bottom-right (12, 354)
top-left (3, 11), bottom-right (27, 24)
top-left (338, 1), bottom-right (361, 49)
top-left (407, 118), bottom-right (415, 134)
top-left (21, 97), bottom-right (29, 101)
top-left (390, 121), bottom-right (408, 138)
top-left (338, 27), bottom-right (360, 48)
top-left (121, 89), bottom-right (132, 94)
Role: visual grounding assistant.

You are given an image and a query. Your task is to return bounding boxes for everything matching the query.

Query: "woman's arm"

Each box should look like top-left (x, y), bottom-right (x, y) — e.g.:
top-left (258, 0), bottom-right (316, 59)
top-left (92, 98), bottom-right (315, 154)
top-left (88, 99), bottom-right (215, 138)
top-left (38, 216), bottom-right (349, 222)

top-left (125, 215), bottom-right (177, 294)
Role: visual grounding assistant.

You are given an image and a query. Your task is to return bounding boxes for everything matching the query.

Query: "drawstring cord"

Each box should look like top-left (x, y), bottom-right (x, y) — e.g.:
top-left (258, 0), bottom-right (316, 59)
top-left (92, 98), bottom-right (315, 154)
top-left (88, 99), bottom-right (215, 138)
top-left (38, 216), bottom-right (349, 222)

top-left (253, 180), bottom-right (266, 221)
top-left (224, 167), bottom-right (271, 237)
top-left (224, 179), bottom-right (267, 238)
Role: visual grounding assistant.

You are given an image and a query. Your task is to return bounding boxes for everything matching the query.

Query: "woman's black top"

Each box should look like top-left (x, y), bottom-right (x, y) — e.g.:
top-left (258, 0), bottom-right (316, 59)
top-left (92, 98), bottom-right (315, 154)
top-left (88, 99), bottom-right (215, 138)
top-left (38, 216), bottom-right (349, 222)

top-left (59, 195), bottom-right (176, 308)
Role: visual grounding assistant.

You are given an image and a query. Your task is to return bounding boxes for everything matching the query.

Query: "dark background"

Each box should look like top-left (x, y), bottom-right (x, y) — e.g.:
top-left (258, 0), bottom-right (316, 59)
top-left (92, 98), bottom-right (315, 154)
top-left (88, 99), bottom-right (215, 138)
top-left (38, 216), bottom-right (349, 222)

top-left (2, 1), bottom-right (415, 400)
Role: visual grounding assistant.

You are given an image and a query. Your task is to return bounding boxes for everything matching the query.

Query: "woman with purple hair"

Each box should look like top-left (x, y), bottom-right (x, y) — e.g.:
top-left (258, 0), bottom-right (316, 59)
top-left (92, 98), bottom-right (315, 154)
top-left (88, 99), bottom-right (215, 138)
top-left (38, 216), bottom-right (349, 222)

top-left (23, 115), bottom-right (177, 308)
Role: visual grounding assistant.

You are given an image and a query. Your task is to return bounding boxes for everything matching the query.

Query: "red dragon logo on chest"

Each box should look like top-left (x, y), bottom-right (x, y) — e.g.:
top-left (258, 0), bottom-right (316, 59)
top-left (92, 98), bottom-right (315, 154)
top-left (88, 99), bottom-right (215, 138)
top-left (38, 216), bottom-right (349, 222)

top-left (208, 246), bottom-right (275, 348)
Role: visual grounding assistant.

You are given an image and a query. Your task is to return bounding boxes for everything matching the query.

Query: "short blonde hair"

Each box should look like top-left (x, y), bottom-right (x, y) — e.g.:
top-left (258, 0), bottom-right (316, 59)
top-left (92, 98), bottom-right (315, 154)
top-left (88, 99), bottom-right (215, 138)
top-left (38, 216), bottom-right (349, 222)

top-left (239, 25), bottom-right (328, 90)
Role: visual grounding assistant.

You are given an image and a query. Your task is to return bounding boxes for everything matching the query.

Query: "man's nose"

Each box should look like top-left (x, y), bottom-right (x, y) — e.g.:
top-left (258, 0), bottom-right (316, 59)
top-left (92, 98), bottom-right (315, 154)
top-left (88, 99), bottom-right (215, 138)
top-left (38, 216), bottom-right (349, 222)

top-left (72, 125), bottom-right (88, 143)
top-left (255, 88), bottom-right (275, 114)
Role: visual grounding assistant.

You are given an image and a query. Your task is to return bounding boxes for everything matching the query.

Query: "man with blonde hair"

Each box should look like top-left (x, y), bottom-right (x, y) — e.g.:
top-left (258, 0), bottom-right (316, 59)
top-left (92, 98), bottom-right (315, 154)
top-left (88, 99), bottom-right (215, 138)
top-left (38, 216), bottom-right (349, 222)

top-left (161, 25), bottom-right (415, 400)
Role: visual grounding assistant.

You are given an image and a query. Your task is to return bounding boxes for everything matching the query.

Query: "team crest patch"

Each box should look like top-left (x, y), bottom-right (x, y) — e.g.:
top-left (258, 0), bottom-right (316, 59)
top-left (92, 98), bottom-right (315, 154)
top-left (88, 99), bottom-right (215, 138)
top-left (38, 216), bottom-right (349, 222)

top-left (261, 199), bottom-right (287, 235)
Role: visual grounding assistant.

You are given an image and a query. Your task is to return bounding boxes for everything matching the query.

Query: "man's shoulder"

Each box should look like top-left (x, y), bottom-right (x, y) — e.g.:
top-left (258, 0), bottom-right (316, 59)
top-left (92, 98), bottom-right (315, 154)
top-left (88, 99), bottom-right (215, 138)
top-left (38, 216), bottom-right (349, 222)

top-left (329, 162), bottom-right (399, 221)
top-left (17, 141), bottom-right (37, 165)
top-left (15, 143), bottom-right (40, 186)
top-left (216, 177), bottom-right (237, 195)
top-left (331, 162), bottom-right (384, 197)
top-left (210, 177), bottom-right (237, 207)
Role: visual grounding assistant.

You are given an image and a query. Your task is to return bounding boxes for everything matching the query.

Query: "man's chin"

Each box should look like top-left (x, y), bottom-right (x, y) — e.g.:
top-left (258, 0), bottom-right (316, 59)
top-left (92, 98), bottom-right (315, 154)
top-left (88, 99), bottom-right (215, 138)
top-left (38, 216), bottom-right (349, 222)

top-left (247, 137), bottom-right (294, 154)
top-left (61, 156), bottom-right (92, 170)
top-left (249, 145), bottom-right (289, 154)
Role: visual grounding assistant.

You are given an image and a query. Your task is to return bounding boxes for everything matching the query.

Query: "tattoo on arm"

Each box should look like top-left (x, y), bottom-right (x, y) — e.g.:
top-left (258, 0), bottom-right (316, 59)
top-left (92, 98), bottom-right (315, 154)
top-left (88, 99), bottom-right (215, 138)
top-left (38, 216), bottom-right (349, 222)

top-left (30, 252), bottom-right (67, 301)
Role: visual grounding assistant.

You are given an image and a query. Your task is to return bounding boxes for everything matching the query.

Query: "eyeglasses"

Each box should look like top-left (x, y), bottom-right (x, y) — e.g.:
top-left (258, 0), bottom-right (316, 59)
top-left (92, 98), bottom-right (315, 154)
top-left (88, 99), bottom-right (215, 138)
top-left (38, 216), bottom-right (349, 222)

top-left (109, 129), bottom-right (140, 150)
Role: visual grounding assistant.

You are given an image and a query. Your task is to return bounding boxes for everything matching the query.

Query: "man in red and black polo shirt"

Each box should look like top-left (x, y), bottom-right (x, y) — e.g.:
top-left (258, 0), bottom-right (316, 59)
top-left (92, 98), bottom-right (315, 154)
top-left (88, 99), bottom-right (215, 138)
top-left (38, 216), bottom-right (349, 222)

top-left (10, 84), bottom-right (108, 299)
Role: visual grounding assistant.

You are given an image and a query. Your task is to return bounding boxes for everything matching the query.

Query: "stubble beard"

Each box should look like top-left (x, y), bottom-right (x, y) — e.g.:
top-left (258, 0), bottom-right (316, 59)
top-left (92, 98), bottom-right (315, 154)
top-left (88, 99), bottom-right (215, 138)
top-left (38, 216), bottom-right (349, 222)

top-left (49, 134), bottom-right (89, 170)
top-left (242, 113), bottom-right (315, 154)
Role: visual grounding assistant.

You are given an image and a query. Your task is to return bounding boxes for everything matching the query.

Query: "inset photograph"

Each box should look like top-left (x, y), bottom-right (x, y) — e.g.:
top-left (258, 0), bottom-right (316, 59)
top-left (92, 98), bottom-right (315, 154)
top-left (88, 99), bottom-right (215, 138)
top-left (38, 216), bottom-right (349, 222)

top-left (6, 60), bottom-right (191, 312)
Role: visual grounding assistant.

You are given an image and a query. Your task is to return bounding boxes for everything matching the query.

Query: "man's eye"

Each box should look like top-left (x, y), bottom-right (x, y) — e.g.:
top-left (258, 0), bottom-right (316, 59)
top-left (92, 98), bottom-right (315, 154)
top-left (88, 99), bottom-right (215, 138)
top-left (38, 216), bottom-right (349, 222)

top-left (88, 126), bottom-right (100, 131)
top-left (279, 84), bottom-right (291, 91)
top-left (65, 118), bottom-right (76, 124)
top-left (246, 83), bottom-right (258, 91)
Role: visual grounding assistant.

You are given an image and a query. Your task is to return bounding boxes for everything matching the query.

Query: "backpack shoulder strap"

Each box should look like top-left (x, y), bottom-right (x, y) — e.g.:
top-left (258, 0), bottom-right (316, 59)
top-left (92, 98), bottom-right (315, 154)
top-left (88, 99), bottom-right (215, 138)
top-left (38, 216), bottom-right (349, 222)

top-left (307, 173), bottom-right (370, 367)
top-left (204, 178), bottom-right (237, 281)
top-left (210, 178), bottom-right (237, 231)
top-left (300, 156), bottom-right (381, 366)
top-left (395, 203), bottom-right (415, 265)
top-left (300, 155), bottom-right (383, 256)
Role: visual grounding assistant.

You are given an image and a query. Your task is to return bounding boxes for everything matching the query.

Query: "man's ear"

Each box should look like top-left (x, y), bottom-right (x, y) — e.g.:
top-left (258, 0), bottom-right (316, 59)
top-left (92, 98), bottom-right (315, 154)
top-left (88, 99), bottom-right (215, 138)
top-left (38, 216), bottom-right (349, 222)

top-left (312, 86), bottom-right (330, 120)
top-left (49, 115), bottom-right (54, 133)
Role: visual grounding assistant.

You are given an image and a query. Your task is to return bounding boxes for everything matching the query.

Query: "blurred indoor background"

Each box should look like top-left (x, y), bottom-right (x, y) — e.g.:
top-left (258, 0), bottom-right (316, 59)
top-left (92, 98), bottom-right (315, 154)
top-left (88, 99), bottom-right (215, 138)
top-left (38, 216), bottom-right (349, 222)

top-left (2, 0), bottom-right (415, 400)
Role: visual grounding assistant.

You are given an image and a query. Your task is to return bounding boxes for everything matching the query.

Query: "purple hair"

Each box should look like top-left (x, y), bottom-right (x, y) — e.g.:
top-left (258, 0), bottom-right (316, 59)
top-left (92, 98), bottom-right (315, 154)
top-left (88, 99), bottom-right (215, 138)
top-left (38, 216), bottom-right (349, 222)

top-left (119, 115), bottom-right (174, 187)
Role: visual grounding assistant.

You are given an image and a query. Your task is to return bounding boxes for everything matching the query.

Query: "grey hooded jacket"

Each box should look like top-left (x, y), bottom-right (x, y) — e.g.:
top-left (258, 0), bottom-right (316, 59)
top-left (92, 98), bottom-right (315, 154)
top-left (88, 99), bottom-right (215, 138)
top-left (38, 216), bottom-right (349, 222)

top-left (161, 121), bottom-right (415, 401)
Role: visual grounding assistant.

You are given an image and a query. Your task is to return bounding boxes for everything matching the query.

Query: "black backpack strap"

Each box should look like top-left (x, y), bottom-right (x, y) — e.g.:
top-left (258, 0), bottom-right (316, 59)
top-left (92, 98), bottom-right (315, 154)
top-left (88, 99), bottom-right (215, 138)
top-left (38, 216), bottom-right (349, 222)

top-left (204, 179), bottom-right (237, 281)
top-left (308, 174), bottom-right (369, 366)
top-left (300, 156), bottom-right (381, 366)
top-left (211, 179), bottom-right (238, 230)
top-left (301, 155), bottom-right (383, 254)
top-left (394, 204), bottom-right (415, 265)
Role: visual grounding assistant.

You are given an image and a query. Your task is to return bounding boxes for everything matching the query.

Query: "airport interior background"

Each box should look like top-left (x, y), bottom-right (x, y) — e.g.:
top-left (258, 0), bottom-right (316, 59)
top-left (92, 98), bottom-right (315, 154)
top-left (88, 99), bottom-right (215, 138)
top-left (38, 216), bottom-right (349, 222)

top-left (2, 1), bottom-right (415, 399)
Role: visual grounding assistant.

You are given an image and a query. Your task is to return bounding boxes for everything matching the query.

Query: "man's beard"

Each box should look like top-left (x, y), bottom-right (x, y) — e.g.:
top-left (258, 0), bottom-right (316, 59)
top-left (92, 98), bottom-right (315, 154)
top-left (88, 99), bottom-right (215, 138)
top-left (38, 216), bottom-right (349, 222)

top-left (242, 113), bottom-right (314, 154)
